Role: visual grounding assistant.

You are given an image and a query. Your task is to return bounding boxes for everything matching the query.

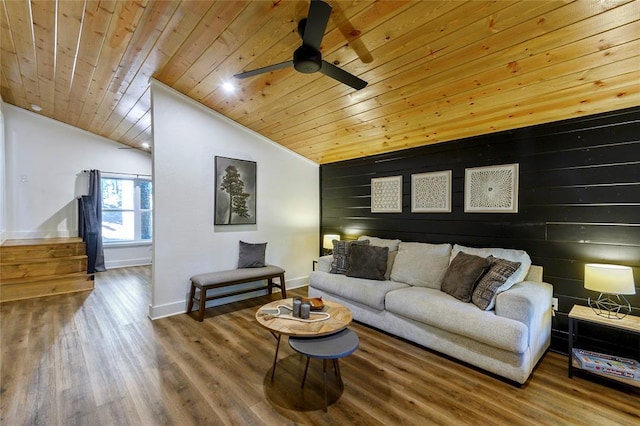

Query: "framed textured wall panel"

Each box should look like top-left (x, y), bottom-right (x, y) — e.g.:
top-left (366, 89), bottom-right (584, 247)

top-left (411, 170), bottom-right (452, 213)
top-left (465, 163), bottom-right (519, 213)
top-left (371, 176), bottom-right (402, 213)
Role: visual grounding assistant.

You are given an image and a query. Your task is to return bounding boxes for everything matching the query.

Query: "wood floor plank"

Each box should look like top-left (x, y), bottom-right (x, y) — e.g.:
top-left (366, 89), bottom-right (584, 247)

top-left (1, 265), bottom-right (639, 425)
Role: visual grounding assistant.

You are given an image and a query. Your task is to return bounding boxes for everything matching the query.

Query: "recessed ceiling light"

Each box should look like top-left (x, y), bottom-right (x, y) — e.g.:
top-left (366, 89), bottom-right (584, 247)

top-left (141, 142), bottom-right (150, 149)
top-left (30, 104), bottom-right (42, 112)
top-left (222, 82), bottom-right (235, 93)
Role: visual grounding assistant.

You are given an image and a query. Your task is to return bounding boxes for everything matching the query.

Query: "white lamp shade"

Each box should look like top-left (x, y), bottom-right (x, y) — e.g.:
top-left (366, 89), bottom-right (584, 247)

top-left (323, 234), bottom-right (340, 250)
top-left (584, 263), bottom-right (636, 295)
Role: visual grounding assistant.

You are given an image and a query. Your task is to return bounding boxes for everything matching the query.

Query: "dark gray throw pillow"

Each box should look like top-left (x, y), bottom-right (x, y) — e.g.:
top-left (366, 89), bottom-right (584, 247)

top-left (346, 245), bottom-right (389, 281)
top-left (237, 241), bottom-right (267, 268)
top-left (330, 239), bottom-right (369, 274)
top-left (441, 252), bottom-right (492, 302)
top-left (472, 256), bottom-right (521, 310)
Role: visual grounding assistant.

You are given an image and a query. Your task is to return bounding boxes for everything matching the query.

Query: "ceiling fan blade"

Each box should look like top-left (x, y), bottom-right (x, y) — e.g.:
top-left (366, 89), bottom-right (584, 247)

top-left (320, 61), bottom-right (368, 90)
top-left (234, 61), bottom-right (293, 79)
top-left (303, 0), bottom-right (332, 50)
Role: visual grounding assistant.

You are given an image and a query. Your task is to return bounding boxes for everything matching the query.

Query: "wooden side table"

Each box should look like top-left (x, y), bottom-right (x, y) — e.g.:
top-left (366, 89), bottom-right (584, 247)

top-left (568, 304), bottom-right (640, 388)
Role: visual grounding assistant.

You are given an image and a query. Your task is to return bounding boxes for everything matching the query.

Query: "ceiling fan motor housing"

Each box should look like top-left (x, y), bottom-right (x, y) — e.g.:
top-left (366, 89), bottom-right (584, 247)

top-left (294, 45), bottom-right (322, 73)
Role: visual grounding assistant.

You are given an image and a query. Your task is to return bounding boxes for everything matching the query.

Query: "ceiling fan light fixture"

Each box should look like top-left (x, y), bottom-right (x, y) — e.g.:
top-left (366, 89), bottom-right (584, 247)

top-left (222, 82), bottom-right (236, 93)
top-left (293, 45), bottom-right (322, 73)
top-left (233, 0), bottom-right (367, 90)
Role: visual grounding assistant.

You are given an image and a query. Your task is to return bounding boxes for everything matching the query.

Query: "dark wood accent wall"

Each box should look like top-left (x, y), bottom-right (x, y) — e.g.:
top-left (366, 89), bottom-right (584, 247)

top-left (320, 106), bottom-right (640, 354)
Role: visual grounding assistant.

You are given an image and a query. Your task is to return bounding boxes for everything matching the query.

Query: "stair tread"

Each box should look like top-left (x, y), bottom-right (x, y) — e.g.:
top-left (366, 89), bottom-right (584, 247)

top-left (1, 254), bottom-right (88, 266)
top-left (1, 238), bottom-right (83, 247)
top-left (1, 271), bottom-right (93, 285)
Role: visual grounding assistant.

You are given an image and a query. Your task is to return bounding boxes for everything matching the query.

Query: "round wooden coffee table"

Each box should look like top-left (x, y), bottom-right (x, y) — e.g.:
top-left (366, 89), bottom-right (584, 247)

top-left (255, 298), bottom-right (352, 381)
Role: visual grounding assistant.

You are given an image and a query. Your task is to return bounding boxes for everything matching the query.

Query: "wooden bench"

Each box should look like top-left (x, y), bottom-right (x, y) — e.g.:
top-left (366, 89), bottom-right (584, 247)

top-left (187, 265), bottom-right (286, 322)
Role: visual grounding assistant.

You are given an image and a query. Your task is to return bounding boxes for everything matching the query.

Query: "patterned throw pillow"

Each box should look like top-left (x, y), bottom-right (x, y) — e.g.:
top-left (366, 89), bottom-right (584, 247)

top-left (330, 240), bottom-right (369, 274)
top-left (346, 245), bottom-right (389, 281)
top-left (472, 256), bottom-right (521, 310)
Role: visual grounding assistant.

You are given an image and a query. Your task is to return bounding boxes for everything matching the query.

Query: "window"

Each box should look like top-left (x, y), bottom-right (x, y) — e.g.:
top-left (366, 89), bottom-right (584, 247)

top-left (101, 176), bottom-right (152, 243)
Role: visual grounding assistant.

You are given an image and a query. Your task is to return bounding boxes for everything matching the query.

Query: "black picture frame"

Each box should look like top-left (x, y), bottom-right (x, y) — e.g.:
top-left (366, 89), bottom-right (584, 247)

top-left (214, 156), bottom-right (257, 225)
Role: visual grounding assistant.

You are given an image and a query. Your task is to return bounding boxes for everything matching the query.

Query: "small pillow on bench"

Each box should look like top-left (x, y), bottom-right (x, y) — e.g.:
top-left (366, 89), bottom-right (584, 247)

top-left (238, 241), bottom-right (267, 268)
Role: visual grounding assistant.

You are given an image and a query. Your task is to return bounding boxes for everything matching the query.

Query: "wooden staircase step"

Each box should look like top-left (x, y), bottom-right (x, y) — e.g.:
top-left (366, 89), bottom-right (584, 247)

top-left (0, 273), bottom-right (94, 302)
top-left (1, 255), bottom-right (88, 280)
top-left (0, 238), bottom-right (93, 302)
top-left (0, 271), bottom-right (91, 286)
top-left (0, 238), bottom-right (85, 262)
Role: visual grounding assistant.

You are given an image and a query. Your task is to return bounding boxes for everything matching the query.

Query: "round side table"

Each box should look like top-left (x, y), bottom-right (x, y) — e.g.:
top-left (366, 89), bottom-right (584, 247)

top-left (288, 328), bottom-right (359, 412)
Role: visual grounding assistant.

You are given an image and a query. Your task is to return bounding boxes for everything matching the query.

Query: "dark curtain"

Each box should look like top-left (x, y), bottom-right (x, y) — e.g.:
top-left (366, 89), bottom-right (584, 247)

top-left (79, 170), bottom-right (106, 273)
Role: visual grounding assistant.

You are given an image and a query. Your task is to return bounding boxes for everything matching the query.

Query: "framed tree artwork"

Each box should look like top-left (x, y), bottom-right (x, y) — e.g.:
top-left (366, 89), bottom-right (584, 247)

top-left (464, 163), bottom-right (519, 213)
top-left (215, 156), bottom-right (257, 225)
top-left (371, 176), bottom-right (403, 213)
top-left (411, 170), bottom-right (452, 213)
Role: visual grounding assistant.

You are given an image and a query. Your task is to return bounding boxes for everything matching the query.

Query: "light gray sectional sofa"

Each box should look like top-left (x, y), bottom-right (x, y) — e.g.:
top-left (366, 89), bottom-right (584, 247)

top-left (309, 236), bottom-right (553, 384)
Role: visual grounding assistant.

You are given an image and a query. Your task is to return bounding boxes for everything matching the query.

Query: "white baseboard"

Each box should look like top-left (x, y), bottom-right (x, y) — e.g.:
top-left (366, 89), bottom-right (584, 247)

top-left (105, 258), bottom-right (152, 269)
top-left (148, 301), bottom-right (187, 320)
top-left (148, 276), bottom-right (309, 320)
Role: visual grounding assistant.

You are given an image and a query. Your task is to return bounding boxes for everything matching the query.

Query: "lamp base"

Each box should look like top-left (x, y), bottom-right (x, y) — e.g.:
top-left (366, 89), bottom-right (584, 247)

top-left (588, 293), bottom-right (632, 319)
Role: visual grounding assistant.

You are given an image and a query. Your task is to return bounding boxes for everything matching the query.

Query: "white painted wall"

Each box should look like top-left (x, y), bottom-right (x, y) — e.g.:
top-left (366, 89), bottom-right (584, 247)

top-left (0, 100), bottom-right (6, 243)
top-left (150, 81), bottom-right (319, 319)
top-left (2, 104), bottom-right (152, 266)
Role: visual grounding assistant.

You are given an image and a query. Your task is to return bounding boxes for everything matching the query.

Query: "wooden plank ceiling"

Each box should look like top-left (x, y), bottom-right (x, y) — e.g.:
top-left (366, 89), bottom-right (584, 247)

top-left (1, 0), bottom-right (639, 164)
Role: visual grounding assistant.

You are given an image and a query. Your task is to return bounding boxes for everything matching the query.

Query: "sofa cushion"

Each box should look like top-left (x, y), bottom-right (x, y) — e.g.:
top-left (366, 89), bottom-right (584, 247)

top-left (451, 244), bottom-right (531, 293)
top-left (330, 240), bottom-right (369, 274)
top-left (472, 256), bottom-right (521, 311)
top-left (390, 242), bottom-right (452, 288)
top-left (441, 252), bottom-right (492, 302)
top-left (347, 245), bottom-right (389, 281)
top-left (385, 286), bottom-right (529, 353)
top-left (309, 271), bottom-right (409, 310)
top-left (358, 236), bottom-right (401, 280)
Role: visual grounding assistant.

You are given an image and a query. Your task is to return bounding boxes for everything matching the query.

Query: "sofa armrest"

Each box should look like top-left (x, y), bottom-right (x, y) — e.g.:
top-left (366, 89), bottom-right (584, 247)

top-left (495, 281), bottom-right (553, 349)
top-left (316, 255), bottom-right (333, 273)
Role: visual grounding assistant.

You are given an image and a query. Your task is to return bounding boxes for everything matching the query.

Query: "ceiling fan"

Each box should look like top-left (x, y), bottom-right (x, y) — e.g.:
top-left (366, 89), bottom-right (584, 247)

top-left (233, 0), bottom-right (367, 90)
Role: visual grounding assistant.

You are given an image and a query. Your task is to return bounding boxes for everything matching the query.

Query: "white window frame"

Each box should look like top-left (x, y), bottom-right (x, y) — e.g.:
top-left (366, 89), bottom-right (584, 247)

top-left (101, 175), bottom-right (152, 245)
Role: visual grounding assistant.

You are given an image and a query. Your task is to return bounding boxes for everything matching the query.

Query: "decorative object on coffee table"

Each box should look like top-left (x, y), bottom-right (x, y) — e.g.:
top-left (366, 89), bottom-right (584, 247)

top-left (371, 176), bottom-right (402, 213)
top-left (464, 163), bottom-right (519, 213)
top-left (411, 170), bottom-right (451, 213)
top-left (584, 263), bottom-right (635, 319)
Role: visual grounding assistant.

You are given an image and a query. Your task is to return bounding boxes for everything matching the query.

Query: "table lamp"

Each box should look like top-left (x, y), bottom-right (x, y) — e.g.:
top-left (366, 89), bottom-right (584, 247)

top-left (584, 263), bottom-right (635, 319)
top-left (322, 234), bottom-right (340, 255)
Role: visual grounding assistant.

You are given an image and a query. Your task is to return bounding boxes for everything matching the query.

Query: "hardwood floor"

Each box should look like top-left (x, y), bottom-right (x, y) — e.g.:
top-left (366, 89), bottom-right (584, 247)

top-left (1, 266), bottom-right (639, 425)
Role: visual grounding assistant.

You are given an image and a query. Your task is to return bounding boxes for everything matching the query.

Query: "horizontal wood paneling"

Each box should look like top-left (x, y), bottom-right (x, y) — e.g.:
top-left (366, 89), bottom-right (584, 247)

top-left (320, 106), bottom-right (640, 353)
